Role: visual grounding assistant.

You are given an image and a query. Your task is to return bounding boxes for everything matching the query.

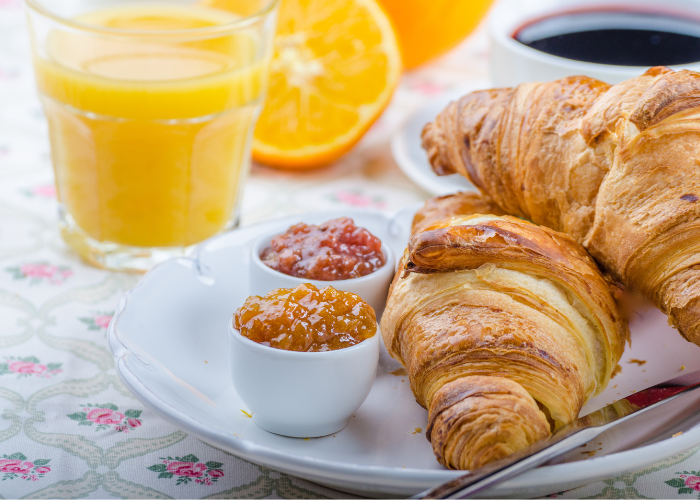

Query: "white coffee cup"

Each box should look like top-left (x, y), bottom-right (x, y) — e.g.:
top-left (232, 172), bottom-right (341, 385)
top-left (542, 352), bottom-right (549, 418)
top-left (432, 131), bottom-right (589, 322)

top-left (489, 0), bottom-right (700, 87)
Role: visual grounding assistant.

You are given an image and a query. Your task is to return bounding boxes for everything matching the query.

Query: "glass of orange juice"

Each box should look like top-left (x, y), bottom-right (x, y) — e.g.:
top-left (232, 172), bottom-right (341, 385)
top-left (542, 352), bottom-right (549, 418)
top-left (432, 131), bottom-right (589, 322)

top-left (26, 0), bottom-right (279, 272)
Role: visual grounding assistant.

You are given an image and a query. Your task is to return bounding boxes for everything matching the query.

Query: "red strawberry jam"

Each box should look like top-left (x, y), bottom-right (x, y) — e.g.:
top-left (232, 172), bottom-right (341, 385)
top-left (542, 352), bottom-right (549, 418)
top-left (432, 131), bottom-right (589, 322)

top-left (260, 217), bottom-right (385, 281)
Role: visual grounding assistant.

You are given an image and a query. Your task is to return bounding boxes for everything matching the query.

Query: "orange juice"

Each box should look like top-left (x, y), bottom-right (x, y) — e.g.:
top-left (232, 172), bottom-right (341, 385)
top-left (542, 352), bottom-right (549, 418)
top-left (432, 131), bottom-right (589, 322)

top-left (33, 5), bottom-right (269, 250)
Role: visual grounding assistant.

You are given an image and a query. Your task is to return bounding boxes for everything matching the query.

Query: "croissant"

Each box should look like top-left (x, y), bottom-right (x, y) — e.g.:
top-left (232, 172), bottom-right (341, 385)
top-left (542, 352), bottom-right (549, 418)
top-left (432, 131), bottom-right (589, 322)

top-left (380, 201), bottom-right (628, 470)
top-left (422, 66), bottom-right (700, 346)
top-left (411, 191), bottom-right (506, 235)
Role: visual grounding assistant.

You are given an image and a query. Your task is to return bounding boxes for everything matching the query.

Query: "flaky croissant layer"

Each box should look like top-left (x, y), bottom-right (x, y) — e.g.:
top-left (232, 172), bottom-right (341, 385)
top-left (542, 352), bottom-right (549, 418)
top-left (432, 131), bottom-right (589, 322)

top-left (428, 376), bottom-right (550, 470)
top-left (381, 210), bottom-right (628, 470)
top-left (422, 66), bottom-right (700, 346)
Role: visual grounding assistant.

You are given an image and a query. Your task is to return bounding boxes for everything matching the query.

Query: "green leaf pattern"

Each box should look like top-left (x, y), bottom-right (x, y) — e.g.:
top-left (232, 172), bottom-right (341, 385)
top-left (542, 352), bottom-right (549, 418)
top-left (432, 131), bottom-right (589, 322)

top-left (664, 471), bottom-right (700, 497)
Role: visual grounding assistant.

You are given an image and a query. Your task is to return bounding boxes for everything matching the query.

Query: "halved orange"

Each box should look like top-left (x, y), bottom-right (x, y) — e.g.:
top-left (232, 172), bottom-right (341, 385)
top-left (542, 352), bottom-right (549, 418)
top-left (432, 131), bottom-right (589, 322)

top-left (253, 0), bottom-right (402, 169)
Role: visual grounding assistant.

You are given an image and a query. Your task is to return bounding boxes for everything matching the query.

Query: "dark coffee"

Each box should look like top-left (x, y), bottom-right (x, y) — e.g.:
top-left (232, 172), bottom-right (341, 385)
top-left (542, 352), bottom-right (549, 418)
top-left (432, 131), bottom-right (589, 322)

top-left (515, 10), bottom-right (700, 66)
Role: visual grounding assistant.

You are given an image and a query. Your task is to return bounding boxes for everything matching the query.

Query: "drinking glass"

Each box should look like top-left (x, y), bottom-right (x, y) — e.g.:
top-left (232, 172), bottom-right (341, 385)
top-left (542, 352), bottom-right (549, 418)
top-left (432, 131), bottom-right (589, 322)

top-left (26, 0), bottom-right (279, 272)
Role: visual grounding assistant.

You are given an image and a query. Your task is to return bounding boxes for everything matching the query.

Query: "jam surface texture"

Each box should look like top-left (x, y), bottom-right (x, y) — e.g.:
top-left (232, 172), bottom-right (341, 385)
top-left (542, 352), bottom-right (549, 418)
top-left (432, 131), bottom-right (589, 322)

top-left (261, 217), bottom-right (385, 281)
top-left (233, 283), bottom-right (377, 352)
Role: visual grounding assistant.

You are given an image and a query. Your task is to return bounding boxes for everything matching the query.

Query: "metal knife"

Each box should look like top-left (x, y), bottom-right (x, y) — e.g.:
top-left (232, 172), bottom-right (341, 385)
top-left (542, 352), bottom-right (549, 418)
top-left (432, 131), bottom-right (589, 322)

top-left (414, 368), bottom-right (700, 499)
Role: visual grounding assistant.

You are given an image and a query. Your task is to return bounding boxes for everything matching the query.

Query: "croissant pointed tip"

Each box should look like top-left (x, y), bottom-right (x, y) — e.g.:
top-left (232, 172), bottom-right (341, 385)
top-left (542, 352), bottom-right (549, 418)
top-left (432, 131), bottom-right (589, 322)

top-left (427, 376), bottom-right (551, 470)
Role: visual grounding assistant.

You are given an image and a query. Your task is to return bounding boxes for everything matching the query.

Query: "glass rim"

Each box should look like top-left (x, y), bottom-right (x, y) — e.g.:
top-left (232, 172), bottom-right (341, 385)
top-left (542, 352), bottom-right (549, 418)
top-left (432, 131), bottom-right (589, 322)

top-left (25, 0), bottom-right (280, 36)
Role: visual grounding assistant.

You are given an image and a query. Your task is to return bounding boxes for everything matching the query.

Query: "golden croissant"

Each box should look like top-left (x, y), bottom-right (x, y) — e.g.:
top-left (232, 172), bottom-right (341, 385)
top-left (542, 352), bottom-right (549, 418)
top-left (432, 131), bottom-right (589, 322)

top-left (422, 66), bottom-right (700, 346)
top-left (380, 195), bottom-right (628, 470)
top-left (411, 191), bottom-right (506, 235)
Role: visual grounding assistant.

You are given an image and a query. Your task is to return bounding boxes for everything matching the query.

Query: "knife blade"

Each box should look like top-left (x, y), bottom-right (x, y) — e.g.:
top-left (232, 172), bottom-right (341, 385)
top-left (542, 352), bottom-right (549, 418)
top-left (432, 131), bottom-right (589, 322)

top-left (415, 368), bottom-right (700, 499)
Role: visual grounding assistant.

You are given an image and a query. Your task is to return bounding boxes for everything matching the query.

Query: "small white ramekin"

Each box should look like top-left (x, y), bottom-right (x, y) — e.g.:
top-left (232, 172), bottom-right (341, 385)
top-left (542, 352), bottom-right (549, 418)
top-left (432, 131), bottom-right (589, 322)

top-left (249, 229), bottom-right (395, 316)
top-left (228, 320), bottom-right (380, 438)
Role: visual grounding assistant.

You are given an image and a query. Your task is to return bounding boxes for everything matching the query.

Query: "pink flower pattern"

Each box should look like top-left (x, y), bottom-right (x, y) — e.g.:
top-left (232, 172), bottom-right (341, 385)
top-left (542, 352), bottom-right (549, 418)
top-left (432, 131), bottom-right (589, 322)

top-left (68, 404), bottom-right (142, 433)
top-left (686, 476), bottom-right (700, 491)
top-left (79, 311), bottom-right (115, 332)
top-left (23, 184), bottom-right (56, 199)
top-left (87, 408), bottom-right (125, 425)
top-left (6, 262), bottom-right (72, 285)
top-left (409, 80), bottom-right (447, 96)
top-left (1, 357), bottom-right (62, 379)
top-left (167, 462), bottom-right (206, 477)
top-left (0, 454), bottom-right (51, 482)
top-left (0, 460), bottom-right (32, 474)
top-left (148, 455), bottom-right (224, 485)
top-left (331, 189), bottom-right (386, 209)
top-left (8, 361), bottom-right (45, 375)
top-left (94, 315), bottom-right (113, 329)
top-left (0, 0), bottom-right (21, 9)
top-left (666, 471), bottom-right (700, 494)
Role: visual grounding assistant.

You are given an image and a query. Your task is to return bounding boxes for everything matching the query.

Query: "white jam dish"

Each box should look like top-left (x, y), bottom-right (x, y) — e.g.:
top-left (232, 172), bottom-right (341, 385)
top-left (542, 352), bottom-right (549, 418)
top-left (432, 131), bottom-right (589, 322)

top-left (249, 229), bottom-right (395, 317)
top-left (228, 320), bottom-right (380, 438)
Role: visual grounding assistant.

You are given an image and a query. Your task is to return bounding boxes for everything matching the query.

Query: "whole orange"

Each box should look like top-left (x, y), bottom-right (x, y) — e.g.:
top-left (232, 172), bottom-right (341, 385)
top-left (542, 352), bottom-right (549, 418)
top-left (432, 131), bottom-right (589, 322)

top-left (377, 0), bottom-right (494, 69)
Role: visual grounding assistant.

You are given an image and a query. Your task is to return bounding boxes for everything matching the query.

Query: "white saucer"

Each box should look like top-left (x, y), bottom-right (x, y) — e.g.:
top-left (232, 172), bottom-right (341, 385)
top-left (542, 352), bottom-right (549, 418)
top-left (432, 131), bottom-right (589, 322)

top-left (391, 83), bottom-right (489, 195)
top-left (109, 207), bottom-right (700, 498)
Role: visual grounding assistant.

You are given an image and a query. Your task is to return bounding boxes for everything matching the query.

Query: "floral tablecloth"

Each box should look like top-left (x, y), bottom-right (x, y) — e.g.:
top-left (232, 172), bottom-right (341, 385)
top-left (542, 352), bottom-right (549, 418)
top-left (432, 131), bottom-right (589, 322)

top-left (1, 0), bottom-right (700, 498)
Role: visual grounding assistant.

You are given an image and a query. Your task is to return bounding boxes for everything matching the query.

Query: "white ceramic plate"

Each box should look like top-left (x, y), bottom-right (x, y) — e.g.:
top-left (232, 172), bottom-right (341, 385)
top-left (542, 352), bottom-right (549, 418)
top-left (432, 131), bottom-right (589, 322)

top-left (392, 83), bottom-right (489, 196)
top-left (109, 207), bottom-right (700, 498)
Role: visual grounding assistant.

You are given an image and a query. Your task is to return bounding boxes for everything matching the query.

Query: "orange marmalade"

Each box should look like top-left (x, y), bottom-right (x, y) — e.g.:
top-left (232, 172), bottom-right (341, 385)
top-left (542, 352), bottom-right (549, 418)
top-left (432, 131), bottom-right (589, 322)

top-left (233, 283), bottom-right (376, 352)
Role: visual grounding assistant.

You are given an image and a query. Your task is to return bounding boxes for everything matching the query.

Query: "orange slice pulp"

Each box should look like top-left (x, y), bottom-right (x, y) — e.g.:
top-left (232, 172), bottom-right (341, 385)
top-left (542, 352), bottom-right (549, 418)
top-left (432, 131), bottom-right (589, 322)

top-left (253, 0), bottom-right (402, 169)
